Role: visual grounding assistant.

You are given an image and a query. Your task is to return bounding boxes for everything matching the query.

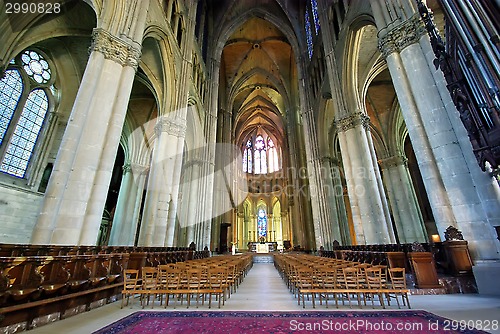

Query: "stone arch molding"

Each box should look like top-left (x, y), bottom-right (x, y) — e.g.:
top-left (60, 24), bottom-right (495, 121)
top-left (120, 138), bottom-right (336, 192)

top-left (341, 17), bottom-right (380, 116)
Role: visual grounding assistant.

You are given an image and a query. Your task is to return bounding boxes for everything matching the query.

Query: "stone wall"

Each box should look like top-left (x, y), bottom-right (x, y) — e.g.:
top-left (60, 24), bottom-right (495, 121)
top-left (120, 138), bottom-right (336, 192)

top-left (0, 185), bottom-right (42, 243)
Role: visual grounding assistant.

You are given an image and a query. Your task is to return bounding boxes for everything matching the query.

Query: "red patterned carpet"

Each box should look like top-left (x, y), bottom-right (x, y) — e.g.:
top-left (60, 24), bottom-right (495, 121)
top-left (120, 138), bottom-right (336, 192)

top-left (92, 311), bottom-right (489, 334)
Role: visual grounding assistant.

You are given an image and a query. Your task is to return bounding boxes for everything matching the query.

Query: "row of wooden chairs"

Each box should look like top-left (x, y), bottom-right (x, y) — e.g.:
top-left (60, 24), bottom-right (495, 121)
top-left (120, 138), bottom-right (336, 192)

top-left (121, 254), bottom-right (253, 309)
top-left (274, 254), bottom-right (410, 309)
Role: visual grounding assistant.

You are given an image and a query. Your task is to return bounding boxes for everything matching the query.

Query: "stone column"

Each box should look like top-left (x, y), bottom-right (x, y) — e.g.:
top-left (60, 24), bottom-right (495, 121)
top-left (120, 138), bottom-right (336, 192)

top-left (211, 109), bottom-right (230, 252)
top-left (317, 0), bottom-right (393, 246)
top-left (379, 155), bottom-right (427, 243)
top-left (201, 56), bottom-right (220, 251)
top-left (297, 65), bottom-right (338, 249)
top-left (237, 211), bottom-right (244, 250)
top-left (335, 112), bottom-right (395, 244)
top-left (375, 2), bottom-right (500, 260)
top-left (243, 216), bottom-right (248, 250)
top-left (329, 158), bottom-right (351, 245)
top-left (32, 1), bottom-right (149, 245)
top-left (128, 164), bottom-right (148, 246)
top-left (108, 163), bottom-right (147, 245)
top-left (267, 213), bottom-right (273, 242)
top-left (185, 160), bottom-right (201, 246)
top-left (137, 117), bottom-right (186, 246)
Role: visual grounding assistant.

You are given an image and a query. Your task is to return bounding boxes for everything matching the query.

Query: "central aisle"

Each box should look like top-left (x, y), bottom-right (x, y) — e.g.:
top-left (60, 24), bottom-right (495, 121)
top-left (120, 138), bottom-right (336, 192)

top-left (225, 262), bottom-right (303, 311)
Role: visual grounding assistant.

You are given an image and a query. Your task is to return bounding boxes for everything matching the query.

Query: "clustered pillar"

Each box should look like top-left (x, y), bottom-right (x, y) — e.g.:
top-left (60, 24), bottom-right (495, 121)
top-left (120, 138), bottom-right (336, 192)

top-left (32, 0), bottom-right (150, 245)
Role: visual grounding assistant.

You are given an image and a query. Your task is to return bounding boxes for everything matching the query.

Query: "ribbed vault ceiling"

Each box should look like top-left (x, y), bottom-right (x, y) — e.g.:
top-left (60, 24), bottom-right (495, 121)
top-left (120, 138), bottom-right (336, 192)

top-left (222, 17), bottom-right (293, 146)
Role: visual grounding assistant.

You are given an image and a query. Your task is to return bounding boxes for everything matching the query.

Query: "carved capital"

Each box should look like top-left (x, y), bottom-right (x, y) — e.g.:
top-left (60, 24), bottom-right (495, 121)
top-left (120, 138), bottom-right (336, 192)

top-left (378, 14), bottom-right (426, 58)
top-left (154, 117), bottom-right (187, 137)
top-left (130, 163), bottom-right (149, 175)
top-left (184, 159), bottom-right (204, 168)
top-left (122, 163), bottom-right (132, 174)
top-left (90, 28), bottom-right (142, 69)
top-left (335, 112), bottom-right (370, 132)
top-left (378, 155), bottom-right (408, 169)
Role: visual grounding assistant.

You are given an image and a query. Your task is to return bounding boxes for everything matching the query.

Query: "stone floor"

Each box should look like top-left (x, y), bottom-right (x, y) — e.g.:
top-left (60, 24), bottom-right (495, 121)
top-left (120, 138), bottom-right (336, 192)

top-left (26, 262), bottom-right (500, 334)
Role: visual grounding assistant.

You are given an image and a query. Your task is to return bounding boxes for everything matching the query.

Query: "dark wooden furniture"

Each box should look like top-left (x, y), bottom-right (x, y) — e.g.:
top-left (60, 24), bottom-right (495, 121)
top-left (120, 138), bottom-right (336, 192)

top-left (442, 240), bottom-right (473, 276)
top-left (407, 252), bottom-right (442, 289)
top-left (0, 244), bottom-right (210, 330)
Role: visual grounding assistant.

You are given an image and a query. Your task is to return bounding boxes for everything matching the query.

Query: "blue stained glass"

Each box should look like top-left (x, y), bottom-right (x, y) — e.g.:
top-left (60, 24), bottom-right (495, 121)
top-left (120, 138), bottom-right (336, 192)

top-left (1, 89), bottom-right (48, 178)
top-left (24, 66), bottom-right (33, 76)
top-left (305, 8), bottom-right (313, 59)
top-left (244, 139), bottom-right (253, 173)
top-left (0, 70), bottom-right (23, 146)
top-left (311, 0), bottom-right (320, 34)
top-left (243, 147), bottom-right (248, 172)
top-left (21, 50), bottom-right (51, 84)
top-left (254, 149), bottom-right (261, 174)
top-left (30, 51), bottom-right (39, 60)
top-left (258, 209), bottom-right (267, 238)
top-left (248, 149), bottom-right (252, 173)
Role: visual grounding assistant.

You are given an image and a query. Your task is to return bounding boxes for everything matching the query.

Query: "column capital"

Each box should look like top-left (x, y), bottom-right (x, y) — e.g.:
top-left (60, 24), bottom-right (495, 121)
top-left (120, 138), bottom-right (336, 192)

top-left (154, 117), bottom-right (187, 137)
top-left (378, 155), bottom-right (408, 169)
top-left (334, 112), bottom-right (370, 133)
top-left (131, 163), bottom-right (149, 175)
top-left (90, 28), bottom-right (142, 69)
top-left (123, 163), bottom-right (149, 175)
top-left (378, 14), bottom-right (426, 58)
top-left (122, 163), bottom-right (132, 174)
top-left (184, 159), bottom-right (204, 168)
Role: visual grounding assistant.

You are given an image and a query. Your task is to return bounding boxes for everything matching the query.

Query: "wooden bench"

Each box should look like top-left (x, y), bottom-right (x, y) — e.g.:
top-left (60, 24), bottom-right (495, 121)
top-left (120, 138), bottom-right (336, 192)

top-left (0, 282), bottom-right (122, 329)
top-left (297, 287), bottom-right (411, 309)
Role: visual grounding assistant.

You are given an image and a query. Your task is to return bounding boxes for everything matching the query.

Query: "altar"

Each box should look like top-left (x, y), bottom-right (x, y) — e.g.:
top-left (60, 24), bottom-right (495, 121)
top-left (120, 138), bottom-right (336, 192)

top-left (248, 242), bottom-right (278, 253)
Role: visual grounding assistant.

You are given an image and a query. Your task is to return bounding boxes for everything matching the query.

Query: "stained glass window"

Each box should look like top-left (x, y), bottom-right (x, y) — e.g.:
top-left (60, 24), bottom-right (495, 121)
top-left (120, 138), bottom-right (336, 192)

top-left (305, 7), bottom-right (313, 59)
top-left (243, 135), bottom-right (281, 175)
top-left (254, 135), bottom-right (267, 174)
top-left (247, 140), bottom-right (252, 173)
top-left (243, 145), bottom-right (248, 172)
top-left (255, 135), bottom-right (265, 150)
top-left (242, 139), bottom-right (253, 173)
top-left (260, 149), bottom-right (267, 173)
top-left (1, 89), bottom-right (49, 177)
top-left (311, 0), bottom-right (320, 34)
top-left (257, 208), bottom-right (267, 238)
top-left (0, 70), bottom-right (23, 146)
top-left (21, 50), bottom-right (51, 84)
top-left (0, 49), bottom-right (53, 178)
top-left (254, 148), bottom-right (261, 174)
top-left (268, 138), bottom-right (279, 173)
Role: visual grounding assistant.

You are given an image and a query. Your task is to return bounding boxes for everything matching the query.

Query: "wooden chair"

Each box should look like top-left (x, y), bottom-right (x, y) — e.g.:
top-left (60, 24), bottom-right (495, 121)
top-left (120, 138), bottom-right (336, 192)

top-left (207, 267), bottom-right (226, 308)
top-left (342, 267), bottom-right (361, 308)
top-left (388, 268), bottom-right (411, 308)
top-left (156, 265), bottom-right (170, 306)
top-left (364, 267), bottom-right (386, 308)
top-left (140, 267), bottom-right (158, 308)
top-left (319, 267), bottom-right (339, 308)
top-left (297, 266), bottom-right (316, 308)
top-left (163, 267), bottom-right (183, 308)
top-left (121, 269), bottom-right (140, 308)
top-left (186, 268), bottom-right (205, 308)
